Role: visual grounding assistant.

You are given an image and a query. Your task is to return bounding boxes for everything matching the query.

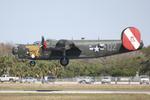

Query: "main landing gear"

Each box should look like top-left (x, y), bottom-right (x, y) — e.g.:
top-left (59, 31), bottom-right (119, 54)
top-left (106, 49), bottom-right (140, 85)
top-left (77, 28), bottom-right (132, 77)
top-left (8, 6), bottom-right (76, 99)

top-left (60, 50), bottom-right (69, 66)
top-left (60, 57), bottom-right (69, 66)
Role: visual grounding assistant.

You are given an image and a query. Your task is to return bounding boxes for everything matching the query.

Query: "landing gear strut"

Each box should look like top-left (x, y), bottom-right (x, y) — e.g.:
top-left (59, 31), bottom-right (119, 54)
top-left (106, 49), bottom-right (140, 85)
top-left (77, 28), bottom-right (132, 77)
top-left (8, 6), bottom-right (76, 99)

top-left (60, 50), bottom-right (69, 66)
top-left (60, 57), bottom-right (69, 66)
top-left (29, 60), bottom-right (36, 66)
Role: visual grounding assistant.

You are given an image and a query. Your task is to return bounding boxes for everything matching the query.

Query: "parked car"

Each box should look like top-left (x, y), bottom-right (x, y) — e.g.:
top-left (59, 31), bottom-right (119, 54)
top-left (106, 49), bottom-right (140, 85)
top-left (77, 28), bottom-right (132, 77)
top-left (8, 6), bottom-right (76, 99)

top-left (140, 75), bottom-right (149, 84)
top-left (101, 76), bottom-right (111, 84)
top-left (20, 77), bottom-right (37, 83)
top-left (42, 76), bottom-right (56, 83)
top-left (77, 76), bottom-right (95, 84)
top-left (0, 74), bottom-right (19, 82)
top-left (119, 77), bottom-right (130, 82)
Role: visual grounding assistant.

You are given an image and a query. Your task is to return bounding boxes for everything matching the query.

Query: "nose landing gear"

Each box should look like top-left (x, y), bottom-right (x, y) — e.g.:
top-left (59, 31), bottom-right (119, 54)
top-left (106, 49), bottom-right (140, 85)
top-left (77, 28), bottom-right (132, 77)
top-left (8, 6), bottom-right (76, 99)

top-left (29, 60), bottom-right (36, 66)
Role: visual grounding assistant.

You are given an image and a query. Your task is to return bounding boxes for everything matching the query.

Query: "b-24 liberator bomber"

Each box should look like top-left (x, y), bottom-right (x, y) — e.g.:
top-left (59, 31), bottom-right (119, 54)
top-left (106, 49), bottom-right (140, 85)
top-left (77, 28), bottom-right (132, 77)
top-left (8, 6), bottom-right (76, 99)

top-left (12, 27), bottom-right (143, 66)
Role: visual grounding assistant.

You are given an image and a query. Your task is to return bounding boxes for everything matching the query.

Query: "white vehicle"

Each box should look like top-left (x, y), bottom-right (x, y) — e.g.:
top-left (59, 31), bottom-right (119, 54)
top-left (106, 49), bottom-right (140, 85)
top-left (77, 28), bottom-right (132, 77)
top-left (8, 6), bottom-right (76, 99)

top-left (0, 74), bottom-right (19, 82)
top-left (119, 77), bottom-right (130, 82)
top-left (77, 76), bottom-right (95, 84)
top-left (20, 77), bottom-right (37, 83)
top-left (101, 76), bottom-right (111, 84)
top-left (42, 76), bottom-right (56, 83)
top-left (140, 75), bottom-right (150, 84)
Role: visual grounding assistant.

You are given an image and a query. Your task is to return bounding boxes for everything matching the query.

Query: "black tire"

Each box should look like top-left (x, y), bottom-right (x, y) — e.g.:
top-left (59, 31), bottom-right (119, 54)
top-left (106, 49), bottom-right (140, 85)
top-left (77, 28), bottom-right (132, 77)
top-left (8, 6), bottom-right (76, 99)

top-left (9, 79), bottom-right (14, 82)
top-left (60, 57), bottom-right (69, 66)
top-left (29, 61), bottom-right (36, 66)
top-left (146, 82), bottom-right (149, 85)
top-left (0, 79), bottom-right (3, 83)
top-left (79, 80), bottom-right (86, 84)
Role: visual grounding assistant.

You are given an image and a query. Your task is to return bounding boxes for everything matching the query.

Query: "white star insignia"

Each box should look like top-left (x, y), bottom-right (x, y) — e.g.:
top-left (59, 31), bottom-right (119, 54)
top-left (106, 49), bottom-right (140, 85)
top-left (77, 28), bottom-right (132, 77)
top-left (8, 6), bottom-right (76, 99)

top-left (94, 46), bottom-right (99, 52)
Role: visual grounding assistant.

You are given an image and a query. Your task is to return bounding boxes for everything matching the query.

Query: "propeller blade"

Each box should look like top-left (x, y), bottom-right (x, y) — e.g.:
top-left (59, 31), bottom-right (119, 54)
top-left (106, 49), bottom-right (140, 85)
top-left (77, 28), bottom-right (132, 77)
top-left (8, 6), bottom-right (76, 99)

top-left (41, 36), bottom-right (44, 45)
top-left (41, 36), bottom-right (47, 50)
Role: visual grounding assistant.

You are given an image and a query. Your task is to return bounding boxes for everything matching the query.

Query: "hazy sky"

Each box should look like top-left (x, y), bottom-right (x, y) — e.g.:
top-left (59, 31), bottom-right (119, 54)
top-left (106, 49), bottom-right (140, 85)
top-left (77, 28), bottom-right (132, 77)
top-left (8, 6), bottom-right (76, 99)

top-left (0, 0), bottom-right (149, 46)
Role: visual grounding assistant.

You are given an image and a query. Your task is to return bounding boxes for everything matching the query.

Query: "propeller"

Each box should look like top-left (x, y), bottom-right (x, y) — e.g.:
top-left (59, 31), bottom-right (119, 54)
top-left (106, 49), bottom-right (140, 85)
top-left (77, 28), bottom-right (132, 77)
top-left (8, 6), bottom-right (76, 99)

top-left (41, 36), bottom-right (47, 50)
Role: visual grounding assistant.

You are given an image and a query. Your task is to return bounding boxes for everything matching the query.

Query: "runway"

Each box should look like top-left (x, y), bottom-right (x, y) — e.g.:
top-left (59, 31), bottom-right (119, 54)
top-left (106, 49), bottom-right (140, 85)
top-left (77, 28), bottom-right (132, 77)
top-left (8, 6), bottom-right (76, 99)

top-left (0, 90), bottom-right (150, 95)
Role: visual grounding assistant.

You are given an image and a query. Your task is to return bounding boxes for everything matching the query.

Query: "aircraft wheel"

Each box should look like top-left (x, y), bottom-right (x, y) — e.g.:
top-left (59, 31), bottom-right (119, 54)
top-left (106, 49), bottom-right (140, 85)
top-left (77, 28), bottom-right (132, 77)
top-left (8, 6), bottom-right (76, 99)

top-left (29, 60), bottom-right (36, 66)
top-left (60, 57), bottom-right (69, 66)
